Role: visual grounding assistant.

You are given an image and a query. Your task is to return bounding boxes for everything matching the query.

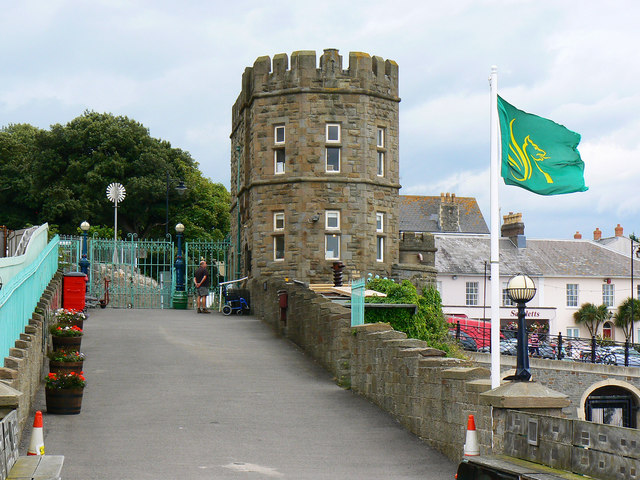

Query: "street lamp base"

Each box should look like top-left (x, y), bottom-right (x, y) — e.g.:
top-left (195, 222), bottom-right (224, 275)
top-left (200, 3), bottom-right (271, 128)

top-left (172, 291), bottom-right (188, 310)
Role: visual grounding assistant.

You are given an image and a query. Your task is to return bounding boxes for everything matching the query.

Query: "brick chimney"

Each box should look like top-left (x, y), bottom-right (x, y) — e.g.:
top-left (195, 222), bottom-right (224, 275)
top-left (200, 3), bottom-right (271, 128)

top-left (501, 212), bottom-right (526, 248)
top-left (439, 192), bottom-right (460, 232)
top-left (593, 228), bottom-right (602, 241)
top-left (615, 224), bottom-right (623, 237)
top-left (574, 231), bottom-right (582, 239)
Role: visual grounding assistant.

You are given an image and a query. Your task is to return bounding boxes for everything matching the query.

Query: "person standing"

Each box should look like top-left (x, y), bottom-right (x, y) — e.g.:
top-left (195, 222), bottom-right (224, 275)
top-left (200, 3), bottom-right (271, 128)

top-left (194, 260), bottom-right (210, 314)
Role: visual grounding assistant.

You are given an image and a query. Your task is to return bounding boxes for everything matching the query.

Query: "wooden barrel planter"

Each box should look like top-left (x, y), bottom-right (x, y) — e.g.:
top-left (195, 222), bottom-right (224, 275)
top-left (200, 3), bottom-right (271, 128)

top-left (45, 388), bottom-right (84, 414)
top-left (51, 336), bottom-right (82, 351)
top-left (49, 360), bottom-right (84, 375)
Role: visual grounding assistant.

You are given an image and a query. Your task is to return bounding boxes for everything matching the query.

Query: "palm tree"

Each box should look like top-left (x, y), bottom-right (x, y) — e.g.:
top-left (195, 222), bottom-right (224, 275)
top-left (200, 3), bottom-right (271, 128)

top-left (613, 298), bottom-right (640, 341)
top-left (573, 303), bottom-right (611, 337)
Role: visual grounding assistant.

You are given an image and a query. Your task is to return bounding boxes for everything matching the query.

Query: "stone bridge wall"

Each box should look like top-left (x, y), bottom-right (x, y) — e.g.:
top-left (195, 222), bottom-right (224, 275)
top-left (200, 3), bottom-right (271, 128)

top-left (0, 271), bottom-right (63, 436)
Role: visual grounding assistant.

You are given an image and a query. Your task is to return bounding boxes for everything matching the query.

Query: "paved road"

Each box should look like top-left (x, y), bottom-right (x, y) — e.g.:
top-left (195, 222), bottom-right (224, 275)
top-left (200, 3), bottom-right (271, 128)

top-left (23, 308), bottom-right (456, 479)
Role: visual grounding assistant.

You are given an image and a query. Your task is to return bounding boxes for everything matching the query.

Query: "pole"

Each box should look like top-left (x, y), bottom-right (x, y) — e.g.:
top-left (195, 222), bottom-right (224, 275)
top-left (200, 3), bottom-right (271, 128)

top-left (236, 145), bottom-right (242, 280)
top-left (166, 172), bottom-right (170, 237)
top-left (489, 65), bottom-right (501, 389)
top-left (113, 200), bottom-right (118, 263)
top-left (514, 301), bottom-right (531, 380)
top-left (632, 238), bottom-right (635, 344)
top-left (483, 260), bottom-right (487, 348)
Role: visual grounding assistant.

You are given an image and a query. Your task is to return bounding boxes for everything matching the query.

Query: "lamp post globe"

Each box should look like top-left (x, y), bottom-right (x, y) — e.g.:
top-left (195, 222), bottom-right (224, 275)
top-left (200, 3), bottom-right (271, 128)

top-left (506, 274), bottom-right (537, 382)
top-left (79, 221), bottom-right (91, 276)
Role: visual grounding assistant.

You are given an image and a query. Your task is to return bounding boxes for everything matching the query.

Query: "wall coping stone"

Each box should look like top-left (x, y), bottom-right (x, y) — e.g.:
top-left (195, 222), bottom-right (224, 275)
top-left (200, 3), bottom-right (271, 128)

top-left (396, 347), bottom-right (430, 358)
top-left (480, 381), bottom-right (570, 408)
top-left (383, 339), bottom-right (427, 349)
top-left (370, 331), bottom-right (407, 341)
top-left (419, 357), bottom-right (471, 368)
top-left (466, 379), bottom-right (493, 394)
top-left (352, 323), bottom-right (392, 333)
top-left (441, 367), bottom-right (491, 380)
top-left (418, 348), bottom-right (447, 357)
top-left (0, 368), bottom-right (18, 380)
top-left (0, 383), bottom-right (22, 407)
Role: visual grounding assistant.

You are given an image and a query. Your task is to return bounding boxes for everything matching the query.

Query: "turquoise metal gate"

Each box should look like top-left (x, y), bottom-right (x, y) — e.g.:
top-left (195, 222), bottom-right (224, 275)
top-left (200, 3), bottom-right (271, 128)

top-left (60, 236), bottom-right (233, 309)
top-left (89, 235), bottom-right (175, 309)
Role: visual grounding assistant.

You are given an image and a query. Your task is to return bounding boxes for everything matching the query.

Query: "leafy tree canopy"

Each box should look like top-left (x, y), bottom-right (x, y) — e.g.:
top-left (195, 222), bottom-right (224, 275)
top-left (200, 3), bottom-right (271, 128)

top-left (0, 111), bottom-right (230, 240)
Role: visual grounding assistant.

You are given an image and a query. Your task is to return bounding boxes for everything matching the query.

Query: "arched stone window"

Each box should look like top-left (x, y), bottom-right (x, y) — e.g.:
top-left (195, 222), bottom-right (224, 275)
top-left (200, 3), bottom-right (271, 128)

top-left (581, 381), bottom-right (640, 428)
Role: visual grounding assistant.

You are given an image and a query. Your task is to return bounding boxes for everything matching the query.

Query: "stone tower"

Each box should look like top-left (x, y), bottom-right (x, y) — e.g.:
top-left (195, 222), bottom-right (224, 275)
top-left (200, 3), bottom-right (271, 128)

top-left (230, 49), bottom-right (401, 284)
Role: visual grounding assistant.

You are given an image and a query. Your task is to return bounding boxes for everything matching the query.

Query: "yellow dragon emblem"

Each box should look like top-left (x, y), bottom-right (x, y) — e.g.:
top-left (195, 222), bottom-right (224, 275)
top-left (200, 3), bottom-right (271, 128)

top-left (506, 118), bottom-right (553, 184)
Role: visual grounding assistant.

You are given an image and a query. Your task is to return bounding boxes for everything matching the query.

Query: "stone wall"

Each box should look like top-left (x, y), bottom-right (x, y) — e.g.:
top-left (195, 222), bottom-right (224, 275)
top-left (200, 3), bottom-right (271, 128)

top-left (0, 271), bottom-right (62, 436)
top-left (250, 276), bottom-right (497, 459)
top-left (469, 352), bottom-right (640, 419)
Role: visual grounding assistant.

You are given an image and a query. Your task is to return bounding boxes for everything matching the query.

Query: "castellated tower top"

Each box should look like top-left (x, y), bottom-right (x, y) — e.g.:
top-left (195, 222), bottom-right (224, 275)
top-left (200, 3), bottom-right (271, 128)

top-left (232, 49), bottom-right (399, 126)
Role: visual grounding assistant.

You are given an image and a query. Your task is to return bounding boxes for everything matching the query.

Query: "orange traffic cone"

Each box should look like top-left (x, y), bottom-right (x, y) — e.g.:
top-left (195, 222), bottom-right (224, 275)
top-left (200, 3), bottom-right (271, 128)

top-left (27, 411), bottom-right (45, 456)
top-left (464, 414), bottom-right (479, 456)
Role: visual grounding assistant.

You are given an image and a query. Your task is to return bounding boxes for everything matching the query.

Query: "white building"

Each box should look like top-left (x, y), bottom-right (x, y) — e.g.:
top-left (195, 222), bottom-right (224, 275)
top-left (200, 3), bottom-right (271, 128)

top-left (434, 213), bottom-right (640, 341)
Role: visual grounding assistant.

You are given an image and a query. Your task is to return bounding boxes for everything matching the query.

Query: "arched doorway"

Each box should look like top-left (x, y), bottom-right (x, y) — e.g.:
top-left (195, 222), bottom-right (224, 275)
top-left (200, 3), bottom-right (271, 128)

top-left (585, 385), bottom-right (638, 428)
top-left (602, 321), bottom-right (614, 340)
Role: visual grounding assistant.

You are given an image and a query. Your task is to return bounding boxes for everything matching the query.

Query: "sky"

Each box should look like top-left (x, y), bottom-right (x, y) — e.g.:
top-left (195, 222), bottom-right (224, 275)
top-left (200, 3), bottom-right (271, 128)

top-left (2, 0), bottom-right (639, 241)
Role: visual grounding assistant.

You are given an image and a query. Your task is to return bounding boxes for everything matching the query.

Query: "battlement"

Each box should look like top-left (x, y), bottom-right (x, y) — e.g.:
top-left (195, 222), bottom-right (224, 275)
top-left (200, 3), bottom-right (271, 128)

top-left (232, 49), bottom-right (399, 125)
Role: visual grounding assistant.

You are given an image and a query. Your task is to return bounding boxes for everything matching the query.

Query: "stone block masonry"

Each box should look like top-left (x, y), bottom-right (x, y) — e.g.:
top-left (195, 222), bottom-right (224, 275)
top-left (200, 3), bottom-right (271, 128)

top-left (0, 271), bottom-right (63, 439)
top-left (250, 276), bottom-right (497, 460)
top-left (231, 49), bottom-right (401, 284)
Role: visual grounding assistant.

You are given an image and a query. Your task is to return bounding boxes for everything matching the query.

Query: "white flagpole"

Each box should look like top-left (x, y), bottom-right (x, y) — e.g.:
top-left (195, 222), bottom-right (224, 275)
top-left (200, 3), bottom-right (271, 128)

top-left (489, 66), bottom-right (501, 389)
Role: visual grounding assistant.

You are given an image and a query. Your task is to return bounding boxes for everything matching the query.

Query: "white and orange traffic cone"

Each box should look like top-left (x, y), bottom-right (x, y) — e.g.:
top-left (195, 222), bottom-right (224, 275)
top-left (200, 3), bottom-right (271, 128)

top-left (27, 411), bottom-right (45, 456)
top-left (463, 414), bottom-right (479, 456)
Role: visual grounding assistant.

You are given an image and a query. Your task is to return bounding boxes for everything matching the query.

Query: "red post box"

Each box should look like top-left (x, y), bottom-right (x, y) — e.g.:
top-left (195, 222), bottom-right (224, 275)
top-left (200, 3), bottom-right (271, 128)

top-left (63, 272), bottom-right (88, 312)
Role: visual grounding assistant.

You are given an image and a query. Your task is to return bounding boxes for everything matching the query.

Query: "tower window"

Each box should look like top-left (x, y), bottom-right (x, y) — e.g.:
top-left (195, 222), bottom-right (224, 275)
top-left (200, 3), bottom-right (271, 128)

top-left (326, 147), bottom-right (340, 172)
top-left (376, 236), bottom-right (384, 262)
top-left (275, 149), bottom-right (285, 174)
top-left (377, 127), bottom-right (385, 148)
top-left (274, 235), bottom-right (285, 261)
top-left (377, 151), bottom-right (384, 176)
top-left (326, 210), bottom-right (340, 230)
top-left (275, 125), bottom-right (285, 144)
top-left (325, 234), bottom-right (340, 260)
top-left (376, 212), bottom-right (384, 233)
top-left (326, 123), bottom-right (341, 143)
top-left (273, 212), bottom-right (284, 231)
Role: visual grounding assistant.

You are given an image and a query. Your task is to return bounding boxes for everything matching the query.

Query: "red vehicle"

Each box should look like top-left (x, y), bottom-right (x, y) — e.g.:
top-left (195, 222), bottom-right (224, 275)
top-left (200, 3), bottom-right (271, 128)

top-left (446, 315), bottom-right (502, 349)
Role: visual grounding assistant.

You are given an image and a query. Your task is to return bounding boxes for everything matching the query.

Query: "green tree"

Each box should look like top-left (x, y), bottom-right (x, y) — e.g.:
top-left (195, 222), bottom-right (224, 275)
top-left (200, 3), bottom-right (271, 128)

top-left (0, 112), bottom-right (230, 240)
top-left (613, 297), bottom-right (640, 341)
top-left (573, 303), bottom-right (611, 337)
top-left (364, 278), bottom-right (455, 355)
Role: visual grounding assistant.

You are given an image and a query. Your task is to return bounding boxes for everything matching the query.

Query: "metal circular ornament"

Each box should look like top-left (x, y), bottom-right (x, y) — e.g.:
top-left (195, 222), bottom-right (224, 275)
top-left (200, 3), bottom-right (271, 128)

top-left (106, 183), bottom-right (126, 204)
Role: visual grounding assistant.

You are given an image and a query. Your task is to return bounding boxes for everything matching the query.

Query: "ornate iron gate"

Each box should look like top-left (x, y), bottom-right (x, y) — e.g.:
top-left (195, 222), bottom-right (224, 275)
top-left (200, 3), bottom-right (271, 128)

top-left (60, 236), bottom-right (233, 309)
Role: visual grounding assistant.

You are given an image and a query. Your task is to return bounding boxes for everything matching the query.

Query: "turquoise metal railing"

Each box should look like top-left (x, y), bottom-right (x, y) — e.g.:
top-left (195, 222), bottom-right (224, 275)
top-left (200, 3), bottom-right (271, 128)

top-left (0, 235), bottom-right (59, 359)
top-left (351, 278), bottom-right (365, 326)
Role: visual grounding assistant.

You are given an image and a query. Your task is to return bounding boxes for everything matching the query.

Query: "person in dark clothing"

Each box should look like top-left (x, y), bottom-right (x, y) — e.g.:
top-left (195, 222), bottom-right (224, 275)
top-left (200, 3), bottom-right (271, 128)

top-left (193, 260), bottom-right (210, 313)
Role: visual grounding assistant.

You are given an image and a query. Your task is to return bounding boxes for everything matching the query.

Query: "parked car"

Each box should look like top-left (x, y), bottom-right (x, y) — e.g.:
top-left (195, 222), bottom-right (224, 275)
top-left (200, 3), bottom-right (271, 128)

top-left (448, 329), bottom-right (478, 352)
top-left (478, 339), bottom-right (517, 356)
top-left (603, 346), bottom-right (640, 367)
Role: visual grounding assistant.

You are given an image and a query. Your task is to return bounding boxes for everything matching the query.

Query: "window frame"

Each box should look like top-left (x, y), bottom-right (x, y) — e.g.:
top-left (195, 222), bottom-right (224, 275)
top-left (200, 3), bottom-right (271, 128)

top-left (376, 236), bottom-right (384, 262)
top-left (325, 146), bottom-right (340, 173)
top-left (326, 123), bottom-right (341, 143)
top-left (274, 149), bottom-right (285, 174)
top-left (502, 283), bottom-right (515, 307)
top-left (602, 283), bottom-right (615, 307)
top-left (325, 210), bottom-right (340, 231)
top-left (325, 234), bottom-right (340, 260)
top-left (566, 327), bottom-right (580, 339)
top-left (273, 212), bottom-right (285, 232)
top-left (274, 125), bottom-right (285, 145)
top-left (566, 283), bottom-right (579, 307)
top-left (376, 212), bottom-right (384, 233)
top-left (377, 127), bottom-right (385, 148)
top-left (377, 151), bottom-right (384, 177)
top-left (273, 235), bottom-right (285, 261)
top-left (466, 281), bottom-right (479, 306)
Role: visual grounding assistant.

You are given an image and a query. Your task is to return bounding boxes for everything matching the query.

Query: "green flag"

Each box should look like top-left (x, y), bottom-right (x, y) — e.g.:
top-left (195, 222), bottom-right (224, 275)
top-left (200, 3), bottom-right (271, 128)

top-left (497, 96), bottom-right (587, 195)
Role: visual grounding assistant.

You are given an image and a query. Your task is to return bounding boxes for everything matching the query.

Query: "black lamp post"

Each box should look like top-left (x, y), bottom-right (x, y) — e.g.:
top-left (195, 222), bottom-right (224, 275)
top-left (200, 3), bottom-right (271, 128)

top-left (505, 274), bottom-right (537, 381)
top-left (79, 221), bottom-right (91, 276)
top-left (175, 223), bottom-right (185, 292)
top-left (166, 172), bottom-right (187, 237)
